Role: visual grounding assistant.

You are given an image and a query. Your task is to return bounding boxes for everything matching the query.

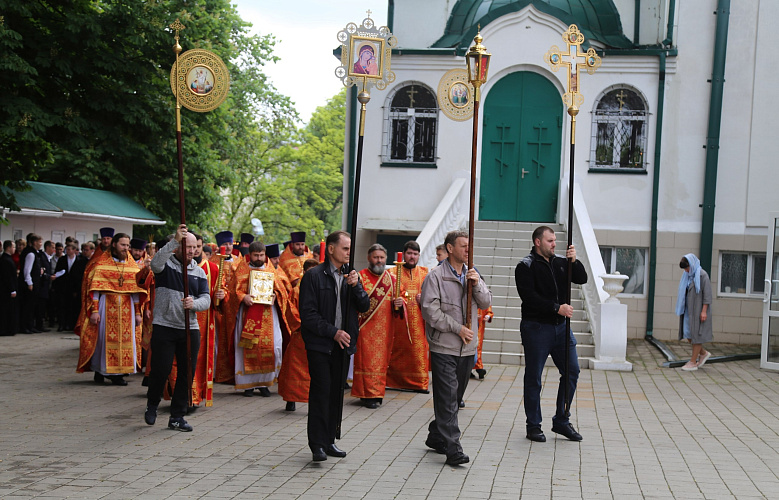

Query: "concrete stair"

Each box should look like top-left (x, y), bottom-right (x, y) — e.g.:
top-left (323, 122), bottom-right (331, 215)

top-left (473, 221), bottom-right (594, 369)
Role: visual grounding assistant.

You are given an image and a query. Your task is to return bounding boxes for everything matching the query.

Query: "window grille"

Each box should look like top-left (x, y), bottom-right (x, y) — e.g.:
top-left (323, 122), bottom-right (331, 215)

top-left (382, 83), bottom-right (438, 165)
top-left (590, 88), bottom-right (648, 170)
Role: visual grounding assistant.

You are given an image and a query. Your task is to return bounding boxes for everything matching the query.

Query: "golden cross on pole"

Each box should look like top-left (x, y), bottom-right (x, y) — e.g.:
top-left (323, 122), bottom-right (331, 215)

top-left (544, 24), bottom-right (601, 114)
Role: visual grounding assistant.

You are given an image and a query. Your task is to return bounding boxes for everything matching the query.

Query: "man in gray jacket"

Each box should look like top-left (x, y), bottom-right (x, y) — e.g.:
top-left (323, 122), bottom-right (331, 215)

top-left (144, 224), bottom-right (210, 432)
top-left (420, 230), bottom-right (492, 466)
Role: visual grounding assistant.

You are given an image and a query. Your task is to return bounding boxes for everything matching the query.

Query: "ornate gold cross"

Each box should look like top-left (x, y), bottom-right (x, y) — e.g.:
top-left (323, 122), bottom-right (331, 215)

top-left (616, 89), bottom-right (627, 111)
top-left (406, 85), bottom-right (418, 107)
top-left (544, 24), bottom-right (601, 112)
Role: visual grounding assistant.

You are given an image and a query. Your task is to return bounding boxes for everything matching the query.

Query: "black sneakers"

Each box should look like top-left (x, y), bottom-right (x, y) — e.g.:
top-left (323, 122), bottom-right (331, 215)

top-left (551, 422), bottom-right (582, 441)
top-left (425, 437), bottom-right (447, 455)
top-left (526, 427), bottom-right (546, 442)
top-left (445, 452), bottom-right (469, 466)
top-left (144, 405), bottom-right (157, 425)
top-left (168, 417), bottom-right (193, 432)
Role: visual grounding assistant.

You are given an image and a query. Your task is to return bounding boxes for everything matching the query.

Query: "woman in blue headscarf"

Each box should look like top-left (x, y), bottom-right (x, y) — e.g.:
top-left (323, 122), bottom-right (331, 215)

top-left (676, 254), bottom-right (713, 371)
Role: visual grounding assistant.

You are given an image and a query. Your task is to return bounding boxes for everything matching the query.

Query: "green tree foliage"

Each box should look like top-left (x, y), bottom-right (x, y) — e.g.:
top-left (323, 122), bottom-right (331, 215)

top-left (216, 89), bottom-right (346, 246)
top-left (0, 0), bottom-right (297, 236)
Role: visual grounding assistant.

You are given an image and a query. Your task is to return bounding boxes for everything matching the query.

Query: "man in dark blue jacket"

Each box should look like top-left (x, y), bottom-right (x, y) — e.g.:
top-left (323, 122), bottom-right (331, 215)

top-left (299, 230), bottom-right (369, 462)
top-left (515, 226), bottom-right (587, 443)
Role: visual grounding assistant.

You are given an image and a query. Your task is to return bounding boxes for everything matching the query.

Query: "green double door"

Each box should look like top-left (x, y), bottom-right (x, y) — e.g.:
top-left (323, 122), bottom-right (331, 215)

top-left (479, 71), bottom-right (563, 222)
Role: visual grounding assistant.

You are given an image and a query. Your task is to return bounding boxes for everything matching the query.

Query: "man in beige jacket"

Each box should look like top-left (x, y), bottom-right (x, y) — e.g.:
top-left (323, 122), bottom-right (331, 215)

top-left (420, 230), bottom-right (492, 466)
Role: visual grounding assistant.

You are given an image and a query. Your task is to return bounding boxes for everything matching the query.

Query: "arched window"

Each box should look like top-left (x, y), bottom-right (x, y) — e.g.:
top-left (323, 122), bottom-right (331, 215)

top-left (589, 87), bottom-right (648, 171)
top-left (382, 83), bottom-right (438, 165)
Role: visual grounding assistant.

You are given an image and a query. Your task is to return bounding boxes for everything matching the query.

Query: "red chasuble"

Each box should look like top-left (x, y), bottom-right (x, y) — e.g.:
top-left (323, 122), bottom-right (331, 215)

top-left (277, 283), bottom-right (310, 403)
top-left (278, 245), bottom-right (312, 285)
top-left (76, 251), bottom-right (146, 373)
top-left (351, 268), bottom-right (396, 399)
top-left (387, 266), bottom-right (430, 391)
top-left (211, 254), bottom-right (240, 383)
top-left (475, 306), bottom-right (493, 371)
top-left (194, 259), bottom-right (221, 406)
top-left (233, 259), bottom-right (276, 378)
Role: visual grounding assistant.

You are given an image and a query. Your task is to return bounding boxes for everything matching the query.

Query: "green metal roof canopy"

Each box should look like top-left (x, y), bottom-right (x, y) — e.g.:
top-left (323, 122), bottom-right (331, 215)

top-left (433, 0), bottom-right (634, 51)
top-left (2, 182), bottom-right (166, 225)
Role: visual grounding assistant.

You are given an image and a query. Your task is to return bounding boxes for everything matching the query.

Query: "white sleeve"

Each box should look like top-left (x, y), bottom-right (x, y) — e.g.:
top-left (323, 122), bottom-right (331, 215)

top-left (23, 253), bottom-right (35, 286)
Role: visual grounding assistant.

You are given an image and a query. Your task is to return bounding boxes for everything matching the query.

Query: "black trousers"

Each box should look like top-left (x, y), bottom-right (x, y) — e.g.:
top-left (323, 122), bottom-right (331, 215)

top-left (146, 325), bottom-right (200, 418)
top-left (19, 286), bottom-right (38, 332)
top-left (427, 351), bottom-right (474, 457)
top-left (306, 347), bottom-right (347, 450)
top-left (0, 297), bottom-right (18, 335)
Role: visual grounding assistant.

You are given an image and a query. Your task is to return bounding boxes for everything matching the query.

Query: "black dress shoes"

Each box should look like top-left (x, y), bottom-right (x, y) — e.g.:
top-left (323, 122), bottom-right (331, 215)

top-left (256, 387), bottom-right (271, 397)
top-left (425, 437), bottom-right (447, 455)
top-left (324, 444), bottom-right (347, 458)
top-left (94, 372), bottom-right (105, 384)
top-left (285, 401), bottom-right (296, 411)
top-left (311, 448), bottom-right (327, 462)
top-left (459, 400), bottom-right (465, 408)
top-left (362, 398), bottom-right (379, 409)
top-left (243, 389), bottom-right (254, 397)
top-left (526, 427), bottom-right (546, 442)
top-left (144, 405), bottom-right (157, 425)
top-left (108, 375), bottom-right (128, 386)
top-left (476, 368), bottom-right (486, 380)
top-left (551, 422), bottom-right (582, 441)
top-left (445, 452), bottom-right (469, 466)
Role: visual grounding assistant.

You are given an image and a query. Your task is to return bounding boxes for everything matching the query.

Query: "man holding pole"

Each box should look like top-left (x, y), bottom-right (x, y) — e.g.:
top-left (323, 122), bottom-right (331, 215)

top-left (420, 230), bottom-right (491, 466)
top-left (515, 226), bottom-right (586, 443)
top-left (144, 224), bottom-right (210, 431)
top-left (299, 230), bottom-right (369, 462)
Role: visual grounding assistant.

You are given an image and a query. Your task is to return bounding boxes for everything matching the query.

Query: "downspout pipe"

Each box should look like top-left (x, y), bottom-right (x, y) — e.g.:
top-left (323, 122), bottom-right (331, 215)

top-left (662, 0), bottom-right (676, 47)
top-left (699, 0), bottom-right (731, 273)
top-left (645, 50), bottom-right (666, 340)
top-left (387, 0), bottom-right (395, 32)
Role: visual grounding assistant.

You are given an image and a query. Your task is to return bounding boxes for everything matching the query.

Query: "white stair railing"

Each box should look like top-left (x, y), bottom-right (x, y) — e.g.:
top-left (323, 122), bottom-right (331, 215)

top-left (417, 172), bottom-right (469, 268)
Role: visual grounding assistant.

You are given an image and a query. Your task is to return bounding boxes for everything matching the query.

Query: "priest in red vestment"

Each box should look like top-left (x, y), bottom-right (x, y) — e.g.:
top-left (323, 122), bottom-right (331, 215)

top-left (278, 231), bottom-right (313, 287)
top-left (211, 230), bottom-right (240, 383)
top-left (388, 240), bottom-right (430, 392)
top-left (351, 244), bottom-right (397, 409)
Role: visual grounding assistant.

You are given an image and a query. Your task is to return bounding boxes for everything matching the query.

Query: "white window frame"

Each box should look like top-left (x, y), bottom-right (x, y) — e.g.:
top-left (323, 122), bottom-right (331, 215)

top-left (600, 246), bottom-right (648, 297)
top-left (718, 252), bottom-right (768, 298)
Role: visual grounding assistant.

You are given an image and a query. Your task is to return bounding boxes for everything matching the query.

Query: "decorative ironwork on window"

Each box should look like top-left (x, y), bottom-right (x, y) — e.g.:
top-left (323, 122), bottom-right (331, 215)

top-left (382, 83), bottom-right (438, 164)
top-left (590, 87), bottom-right (648, 170)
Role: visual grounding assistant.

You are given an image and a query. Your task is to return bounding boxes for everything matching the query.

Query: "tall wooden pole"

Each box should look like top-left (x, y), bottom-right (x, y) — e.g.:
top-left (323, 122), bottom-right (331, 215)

top-left (172, 24), bottom-right (193, 409)
top-left (563, 108), bottom-right (577, 416)
top-left (335, 86), bottom-right (370, 440)
top-left (465, 97), bottom-right (480, 332)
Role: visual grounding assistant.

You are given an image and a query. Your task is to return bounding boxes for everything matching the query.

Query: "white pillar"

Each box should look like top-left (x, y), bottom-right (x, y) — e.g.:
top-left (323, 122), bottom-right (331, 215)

top-left (592, 274), bottom-right (633, 371)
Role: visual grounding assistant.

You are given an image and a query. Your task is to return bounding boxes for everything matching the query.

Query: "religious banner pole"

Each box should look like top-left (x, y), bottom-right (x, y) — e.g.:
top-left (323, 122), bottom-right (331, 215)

top-left (333, 11), bottom-right (397, 439)
top-left (464, 29), bottom-right (491, 333)
top-left (168, 20), bottom-right (230, 407)
top-left (544, 25), bottom-right (601, 415)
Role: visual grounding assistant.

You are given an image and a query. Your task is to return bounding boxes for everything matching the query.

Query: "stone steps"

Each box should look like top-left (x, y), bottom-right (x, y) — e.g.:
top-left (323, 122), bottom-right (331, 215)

top-left (473, 221), bottom-right (593, 369)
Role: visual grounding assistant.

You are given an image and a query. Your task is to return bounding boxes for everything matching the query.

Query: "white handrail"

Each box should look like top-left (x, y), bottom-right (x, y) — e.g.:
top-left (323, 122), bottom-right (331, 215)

top-left (417, 175), bottom-right (469, 268)
top-left (571, 183), bottom-right (609, 341)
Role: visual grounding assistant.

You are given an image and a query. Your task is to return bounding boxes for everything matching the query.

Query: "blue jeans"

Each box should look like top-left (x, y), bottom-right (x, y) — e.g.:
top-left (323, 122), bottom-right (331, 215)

top-left (520, 319), bottom-right (579, 430)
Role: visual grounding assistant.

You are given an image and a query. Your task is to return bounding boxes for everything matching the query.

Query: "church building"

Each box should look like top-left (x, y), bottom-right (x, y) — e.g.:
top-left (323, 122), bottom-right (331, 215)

top-left (341, 0), bottom-right (778, 352)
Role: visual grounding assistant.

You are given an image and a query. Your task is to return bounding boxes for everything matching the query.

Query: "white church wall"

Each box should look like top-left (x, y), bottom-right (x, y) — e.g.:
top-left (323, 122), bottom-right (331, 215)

top-left (392, 0), bottom-right (456, 49)
top-left (745, 0), bottom-right (779, 227)
top-left (0, 213), bottom-right (135, 245)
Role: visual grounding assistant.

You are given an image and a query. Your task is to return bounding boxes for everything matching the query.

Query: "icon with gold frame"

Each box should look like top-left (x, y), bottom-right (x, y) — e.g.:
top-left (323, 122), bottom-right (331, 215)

top-left (349, 37), bottom-right (385, 78)
top-left (335, 14), bottom-right (397, 92)
top-left (248, 269), bottom-right (274, 305)
top-left (170, 48), bottom-right (230, 113)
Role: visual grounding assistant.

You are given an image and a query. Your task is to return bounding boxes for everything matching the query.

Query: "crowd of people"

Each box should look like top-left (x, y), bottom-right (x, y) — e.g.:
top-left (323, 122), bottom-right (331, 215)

top-left (1, 223), bottom-right (611, 467)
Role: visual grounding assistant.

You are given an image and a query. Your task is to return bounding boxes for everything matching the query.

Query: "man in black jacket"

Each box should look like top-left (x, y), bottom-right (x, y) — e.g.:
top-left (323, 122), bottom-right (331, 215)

top-left (299, 230), bottom-right (369, 462)
top-left (0, 240), bottom-right (18, 336)
top-left (515, 226), bottom-right (587, 443)
top-left (54, 242), bottom-right (87, 331)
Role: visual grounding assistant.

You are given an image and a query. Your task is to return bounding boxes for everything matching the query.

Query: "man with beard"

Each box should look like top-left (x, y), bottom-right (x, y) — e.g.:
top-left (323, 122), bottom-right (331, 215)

top-left (387, 240), bottom-right (430, 393)
top-left (129, 238), bottom-right (148, 265)
top-left (77, 233), bottom-right (147, 385)
top-left (232, 241), bottom-right (284, 397)
top-left (144, 225), bottom-right (210, 431)
top-left (278, 231), bottom-right (312, 287)
top-left (351, 244), bottom-right (397, 409)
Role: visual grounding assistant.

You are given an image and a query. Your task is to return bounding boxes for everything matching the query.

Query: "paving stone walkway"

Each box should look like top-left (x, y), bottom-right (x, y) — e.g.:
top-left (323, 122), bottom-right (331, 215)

top-left (1, 332), bottom-right (777, 499)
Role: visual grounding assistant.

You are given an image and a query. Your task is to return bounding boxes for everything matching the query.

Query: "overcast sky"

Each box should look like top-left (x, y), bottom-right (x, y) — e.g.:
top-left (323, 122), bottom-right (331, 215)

top-left (232, 0), bottom-right (388, 123)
